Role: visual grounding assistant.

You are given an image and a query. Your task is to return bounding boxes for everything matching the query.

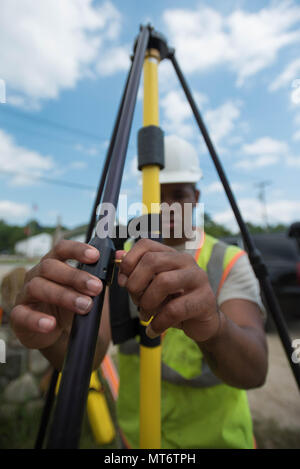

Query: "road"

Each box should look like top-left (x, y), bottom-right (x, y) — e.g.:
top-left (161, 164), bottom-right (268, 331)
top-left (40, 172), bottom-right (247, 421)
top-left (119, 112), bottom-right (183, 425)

top-left (247, 321), bottom-right (300, 448)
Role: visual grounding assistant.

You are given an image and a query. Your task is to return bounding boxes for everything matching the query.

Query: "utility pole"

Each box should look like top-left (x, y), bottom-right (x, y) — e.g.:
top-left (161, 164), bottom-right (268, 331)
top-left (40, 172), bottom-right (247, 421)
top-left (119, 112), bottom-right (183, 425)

top-left (52, 214), bottom-right (62, 247)
top-left (255, 180), bottom-right (271, 230)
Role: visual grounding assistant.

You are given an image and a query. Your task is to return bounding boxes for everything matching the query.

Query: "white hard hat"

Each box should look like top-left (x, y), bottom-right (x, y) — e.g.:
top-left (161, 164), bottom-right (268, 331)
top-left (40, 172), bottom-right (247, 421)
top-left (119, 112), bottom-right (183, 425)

top-left (160, 135), bottom-right (202, 184)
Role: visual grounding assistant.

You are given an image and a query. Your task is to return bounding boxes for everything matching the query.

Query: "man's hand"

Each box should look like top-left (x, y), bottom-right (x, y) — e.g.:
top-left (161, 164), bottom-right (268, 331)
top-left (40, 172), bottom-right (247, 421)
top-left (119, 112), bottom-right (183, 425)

top-left (10, 240), bottom-right (103, 351)
top-left (116, 238), bottom-right (220, 343)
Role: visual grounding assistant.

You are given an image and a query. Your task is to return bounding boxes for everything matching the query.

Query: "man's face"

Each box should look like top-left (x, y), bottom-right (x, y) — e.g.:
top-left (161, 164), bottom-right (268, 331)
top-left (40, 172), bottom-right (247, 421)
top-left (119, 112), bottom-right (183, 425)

top-left (160, 183), bottom-right (199, 242)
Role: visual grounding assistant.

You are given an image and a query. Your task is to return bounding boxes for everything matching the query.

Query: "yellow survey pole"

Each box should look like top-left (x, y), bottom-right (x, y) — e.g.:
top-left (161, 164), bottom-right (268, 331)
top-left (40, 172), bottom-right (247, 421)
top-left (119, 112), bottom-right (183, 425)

top-left (140, 49), bottom-right (161, 449)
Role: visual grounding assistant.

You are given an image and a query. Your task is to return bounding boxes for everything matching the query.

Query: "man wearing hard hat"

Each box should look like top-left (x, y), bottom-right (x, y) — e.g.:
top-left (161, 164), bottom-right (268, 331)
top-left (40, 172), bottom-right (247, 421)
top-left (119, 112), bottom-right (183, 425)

top-left (11, 135), bottom-right (268, 449)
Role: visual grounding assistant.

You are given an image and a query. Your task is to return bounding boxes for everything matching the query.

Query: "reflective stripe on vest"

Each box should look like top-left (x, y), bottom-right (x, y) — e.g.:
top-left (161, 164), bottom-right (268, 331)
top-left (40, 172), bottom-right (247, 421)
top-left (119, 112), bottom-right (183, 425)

top-left (206, 240), bottom-right (227, 295)
top-left (119, 339), bottom-right (221, 388)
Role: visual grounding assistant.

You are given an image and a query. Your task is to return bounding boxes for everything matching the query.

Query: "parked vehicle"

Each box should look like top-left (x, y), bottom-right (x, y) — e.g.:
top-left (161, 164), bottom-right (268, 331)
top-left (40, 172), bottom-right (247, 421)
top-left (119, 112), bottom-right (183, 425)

top-left (222, 223), bottom-right (300, 329)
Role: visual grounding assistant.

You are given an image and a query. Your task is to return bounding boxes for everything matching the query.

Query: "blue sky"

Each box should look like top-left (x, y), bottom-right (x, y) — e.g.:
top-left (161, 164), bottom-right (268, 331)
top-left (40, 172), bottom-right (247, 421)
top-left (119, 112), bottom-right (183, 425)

top-left (0, 0), bottom-right (300, 232)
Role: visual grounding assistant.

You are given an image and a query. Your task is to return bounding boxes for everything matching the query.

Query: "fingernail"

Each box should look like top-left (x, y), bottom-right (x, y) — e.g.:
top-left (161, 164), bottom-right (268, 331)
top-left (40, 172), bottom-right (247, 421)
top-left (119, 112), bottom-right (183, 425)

top-left (39, 317), bottom-right (55, 332)
top-left (76, 296), bottom-right (92, 312)
top-left (145, 324), bottom-right (160, 339)
top-left (85, 248), bottom-right (99, 260)
top-left (118, 273), bottom-right (128, 287)
top-left (116, 250), bottom-right (127, 260)
top-left (86, 278), bottom-right (102, 294)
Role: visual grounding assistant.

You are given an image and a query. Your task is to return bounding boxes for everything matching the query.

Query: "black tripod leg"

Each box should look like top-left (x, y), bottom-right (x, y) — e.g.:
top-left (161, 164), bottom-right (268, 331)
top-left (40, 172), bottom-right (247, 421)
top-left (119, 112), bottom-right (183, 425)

top-left (169, 51), bottom-right (300, 391)
top-left (46, 25), bottom-right (150, 449)
top-left (85, 61), bottom-right (134, 242)
top-left (33, 57), bottom-right (134, 453)
top-left (34, 369), bottom-right (59, 449)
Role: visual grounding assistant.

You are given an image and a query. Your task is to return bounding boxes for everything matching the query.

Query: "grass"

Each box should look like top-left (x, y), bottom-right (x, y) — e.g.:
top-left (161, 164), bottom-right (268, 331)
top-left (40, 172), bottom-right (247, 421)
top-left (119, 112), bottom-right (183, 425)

top-left (0, 375), bottom-right (121, 449)
top-left (2, 407), bottom-right (299, 449)
top-left (0, 401), bottom-right (120, 449)
top-left (1, 378), bottom-right (299, 449)
top-left (0, 257), bottom-right (40, 265)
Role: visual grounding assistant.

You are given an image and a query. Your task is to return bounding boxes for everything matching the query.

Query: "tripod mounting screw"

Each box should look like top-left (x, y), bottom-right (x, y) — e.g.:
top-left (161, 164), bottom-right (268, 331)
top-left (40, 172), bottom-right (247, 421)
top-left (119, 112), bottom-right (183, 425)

top-left (134, 26), bottom-right (170, 62)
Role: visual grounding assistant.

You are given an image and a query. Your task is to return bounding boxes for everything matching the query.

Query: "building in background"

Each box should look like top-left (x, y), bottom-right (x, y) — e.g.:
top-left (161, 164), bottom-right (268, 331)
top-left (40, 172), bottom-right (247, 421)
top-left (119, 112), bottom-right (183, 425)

top-left (15, 233), bottom-right (52, 258)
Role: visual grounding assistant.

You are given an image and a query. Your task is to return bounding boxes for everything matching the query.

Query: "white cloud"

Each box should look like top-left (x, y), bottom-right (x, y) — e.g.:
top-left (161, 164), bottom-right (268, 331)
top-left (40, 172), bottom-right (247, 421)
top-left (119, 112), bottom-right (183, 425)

top-left (293, 130), bottom-right (300, 141)
top-left (204, 101), bottom-right (241, 145)
top-left (96, 45), bottom-right (130, 76)
top-left (122, 155), bottom-right (140, 184)
top-left (0, 0), bottom-right (124, 108)
top-left (242, 137), bottom-right (289, 155)
top-left (204, 181), bottom-right (243, 194)
top-left (163, 2), bottom-right (300, 85)
top-left (161, 89), bottom-right (207, 139)
top-left (130, 156), bottom-right (139, 178)
top-left (74, 143), bottom-right (100, 156)
top-left (161, 90), bottom-right (196, 139)
top-left (213, 198), bottom-right (300, 230)
top-left (0, 129), bottom-right (54, 185)
top-left (158, 60), bottom-right (178, 92)
top-left (161, 90), bottom-right (240, 146)
top-left (0, 200), bottom-right (30, 221)
top-left (227, 135), bottom-right (244, 146)
top-left (236, 154), bottom-right (279, 169)
top-left (204, 182), bottom-right (224, 194)
top-left (236, 136), bottom-right (293, 169)
top-left (69, 161), bottom-right (87, 170)
top-left (293, 113), bottom-right (300, 141)
top-left (286, 155), bottom-right (300, 167)
top-left (269, 57), bottom-right (300, 91)
top-left (294, 113), bottom-right (300, 126)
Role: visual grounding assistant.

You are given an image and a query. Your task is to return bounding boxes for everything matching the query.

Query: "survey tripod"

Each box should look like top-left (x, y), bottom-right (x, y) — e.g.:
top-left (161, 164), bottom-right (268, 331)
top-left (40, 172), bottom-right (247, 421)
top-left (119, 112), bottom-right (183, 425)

top-left (37, 25), bottom-right (300, 450)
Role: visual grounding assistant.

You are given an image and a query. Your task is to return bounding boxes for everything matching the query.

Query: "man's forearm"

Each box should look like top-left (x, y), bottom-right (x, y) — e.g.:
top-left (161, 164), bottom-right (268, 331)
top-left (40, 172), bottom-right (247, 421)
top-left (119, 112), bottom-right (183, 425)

top-left (198, 311), bottom-right (268, 389)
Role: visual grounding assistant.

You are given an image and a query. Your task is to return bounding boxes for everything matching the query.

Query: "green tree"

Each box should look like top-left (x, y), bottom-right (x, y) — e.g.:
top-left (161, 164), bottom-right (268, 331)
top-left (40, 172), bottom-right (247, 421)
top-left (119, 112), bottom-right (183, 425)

top-left (204, 213), bottom-right (233, 238)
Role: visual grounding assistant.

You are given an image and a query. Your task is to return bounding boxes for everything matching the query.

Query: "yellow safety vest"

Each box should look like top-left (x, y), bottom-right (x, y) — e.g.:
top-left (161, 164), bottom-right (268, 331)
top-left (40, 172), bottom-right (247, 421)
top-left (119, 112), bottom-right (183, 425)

top-left (117, 233), bottom-right (254, 449)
